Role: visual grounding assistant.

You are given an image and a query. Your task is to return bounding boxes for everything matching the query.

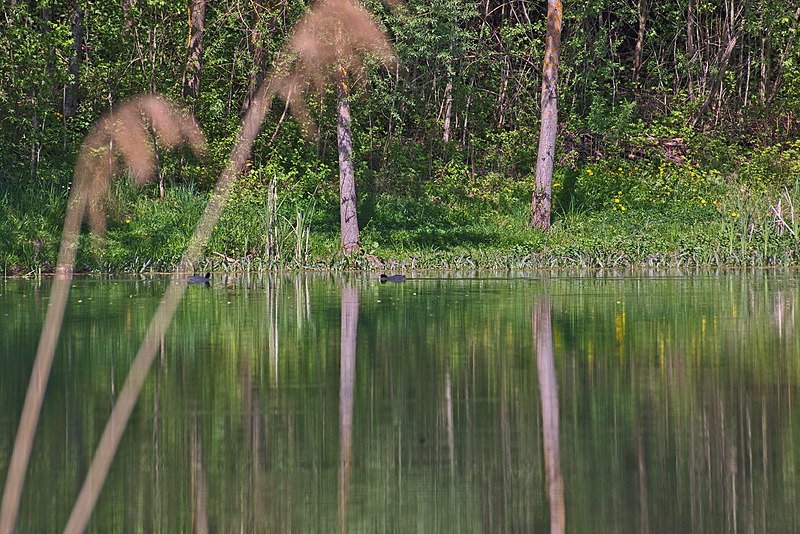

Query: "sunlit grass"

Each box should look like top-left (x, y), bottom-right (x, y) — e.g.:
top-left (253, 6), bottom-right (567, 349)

top-left (4, 156), bottom-right (800, 274)
top-left (0, 179), bottom-right (68, 274)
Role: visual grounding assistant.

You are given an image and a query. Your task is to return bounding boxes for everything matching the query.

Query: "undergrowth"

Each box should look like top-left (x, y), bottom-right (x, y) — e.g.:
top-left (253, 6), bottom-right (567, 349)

top-left (3, 145), bottom-right (800, 275)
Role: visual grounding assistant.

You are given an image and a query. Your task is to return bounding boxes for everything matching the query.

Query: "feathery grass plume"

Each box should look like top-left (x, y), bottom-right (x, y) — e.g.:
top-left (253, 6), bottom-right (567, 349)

top-left (59, 6), bottom-right (402, 530)
top-left (1, 94), bottom-right (205, 534)
top-left (82, 95), bottom-right (206, 228)
top-left (58, 95), bottom-right (206, 272)
top-left (268, 0), bottom-right (397, 136)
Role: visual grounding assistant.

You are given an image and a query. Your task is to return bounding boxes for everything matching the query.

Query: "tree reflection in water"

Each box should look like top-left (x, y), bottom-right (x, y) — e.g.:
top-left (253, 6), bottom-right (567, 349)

top-left (534, 295), bottom-right (565, 534)
top-left (338, 281), bottom-right (359, 533)
top-left (3, 273), bottom-right (800, 531)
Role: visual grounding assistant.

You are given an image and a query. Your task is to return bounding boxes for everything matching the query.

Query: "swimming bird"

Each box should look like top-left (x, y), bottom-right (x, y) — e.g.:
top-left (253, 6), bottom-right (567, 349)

top-left (380, 274), bottom-right (406, 283)
top-left (188, 273), bottom-right (211, 284)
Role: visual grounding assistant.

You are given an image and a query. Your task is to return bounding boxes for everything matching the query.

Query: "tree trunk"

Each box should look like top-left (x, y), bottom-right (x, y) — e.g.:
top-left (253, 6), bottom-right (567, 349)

top-left (690, 20), bottom-right (742, 128)
top-left (177, 0), bottom-right (206, 184)
top-left (686, 0), bottom-right (695, 100)
top-left (531, 0), bottom-right (563, 231)
top-left (337, 67), bottom-right (360, 253)
top-left (767, 7), bottom-right (800, 108)
top-left (442, 76), bottom-right (453, 142)
top-left (496, 57), bottom-right (510, 129)
top-left (181, 0), bottom-right (206, 103)
top-left (242, 1), bottom-right (268, 116)
top-left (64, 8), bottom-right (83, 118)
top-left (632, 0), bottom-right (647, 84)
top-left (759, 16), bottom-right (768, 103)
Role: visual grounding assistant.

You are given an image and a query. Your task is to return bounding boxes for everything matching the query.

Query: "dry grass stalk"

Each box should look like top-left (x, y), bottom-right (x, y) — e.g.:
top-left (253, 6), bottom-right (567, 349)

top-left (57, 96), bottom-right (206, 273)
top-left (17, 3), bottom-right (402, 532)
top-left (0, 96), bottom-right (204, 534)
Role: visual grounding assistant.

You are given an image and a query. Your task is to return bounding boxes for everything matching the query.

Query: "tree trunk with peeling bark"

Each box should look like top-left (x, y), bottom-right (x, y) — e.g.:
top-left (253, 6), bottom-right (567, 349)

top-left (337, 68), bottom-right (360, 253)
top-left (531, 0), bottom-right (562, 231)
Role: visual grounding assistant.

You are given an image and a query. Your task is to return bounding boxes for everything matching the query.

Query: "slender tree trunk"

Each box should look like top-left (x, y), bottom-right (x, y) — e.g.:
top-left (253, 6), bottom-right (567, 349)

top-left (337, 67), bottom-right (360, 253)
top-left (462, 78), bottom-right (473, 146)
top-left (759, 15), bottom-right (768, 103)
top-left (767, 7), bottom-right (800, 108)
top-left (30, 111), bottom-right (40, 179)
top-left (64, 8), bottom-right (83, 118)
top-left (743, 47), bottom-right (751, 107)
top-left (442, 76), bottom-right (453, 142)
top-left (242, 1), bottom-right (268, 116)
top-left (686, 0), bottom-right (695, 100)
top-left (177, 0), bottom-right (206, 184)
top-left (690, 17), bottom-right (742, 128)
top-left (182, 0), bottom-right (206, 103)
top-left (531, 0), bottom-right (563, 231)
top-left (632, 0), bottom-right (647, 84)
top-left (496, 56), bottom-right (510, 129)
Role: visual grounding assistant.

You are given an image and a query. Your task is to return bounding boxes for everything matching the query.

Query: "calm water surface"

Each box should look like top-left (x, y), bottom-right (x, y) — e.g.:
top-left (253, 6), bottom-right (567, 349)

top-left (1, 271), bottom-right (799, 532)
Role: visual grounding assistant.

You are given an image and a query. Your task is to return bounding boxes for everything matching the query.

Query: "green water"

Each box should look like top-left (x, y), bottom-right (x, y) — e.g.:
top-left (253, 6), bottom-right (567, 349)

top-left (1, 271), bottom-right (799, 532)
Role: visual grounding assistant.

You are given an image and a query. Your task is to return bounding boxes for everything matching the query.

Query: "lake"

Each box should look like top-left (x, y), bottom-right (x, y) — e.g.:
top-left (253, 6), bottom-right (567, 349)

top-left (1, 271), bottom-right (799, 532)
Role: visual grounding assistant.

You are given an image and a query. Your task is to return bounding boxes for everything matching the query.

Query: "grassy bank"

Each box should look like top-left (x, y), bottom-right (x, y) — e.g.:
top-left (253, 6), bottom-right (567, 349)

top-left (3, 150), bottom-right (800, 276)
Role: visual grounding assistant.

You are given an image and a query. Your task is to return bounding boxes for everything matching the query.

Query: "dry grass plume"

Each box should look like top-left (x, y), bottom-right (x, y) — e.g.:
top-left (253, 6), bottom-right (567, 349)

top-left (58, 95), bottom-right (206, 272)
top-left (268, 0), bottom-right (397, 134)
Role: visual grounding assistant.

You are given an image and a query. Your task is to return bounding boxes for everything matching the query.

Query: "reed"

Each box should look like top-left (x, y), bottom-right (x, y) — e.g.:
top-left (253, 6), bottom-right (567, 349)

top-left (1, 2), bottom-right (403, 532)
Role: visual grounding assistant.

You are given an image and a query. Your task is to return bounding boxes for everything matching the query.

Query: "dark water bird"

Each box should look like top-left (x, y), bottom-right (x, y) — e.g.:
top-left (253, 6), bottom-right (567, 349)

top-left (187, 273), bottom-right (211, 284)
top-left (380, 274), bottom-right (406, 283)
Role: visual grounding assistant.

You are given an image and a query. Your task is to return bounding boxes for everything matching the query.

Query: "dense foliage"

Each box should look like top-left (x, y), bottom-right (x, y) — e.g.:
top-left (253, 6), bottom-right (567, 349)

top-left (2, 0), bottom-right (800, 272)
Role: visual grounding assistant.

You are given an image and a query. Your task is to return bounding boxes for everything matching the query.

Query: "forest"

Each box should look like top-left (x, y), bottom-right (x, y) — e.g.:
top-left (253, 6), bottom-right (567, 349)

top-left (2, 0), bottom-right (800, 273)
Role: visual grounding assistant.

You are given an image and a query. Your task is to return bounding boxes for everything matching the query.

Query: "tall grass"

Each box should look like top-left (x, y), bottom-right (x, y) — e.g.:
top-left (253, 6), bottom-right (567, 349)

top-left (4, 149), bottom-right (800, 274)
top-left (0, 178), bottom-right (68, 274)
